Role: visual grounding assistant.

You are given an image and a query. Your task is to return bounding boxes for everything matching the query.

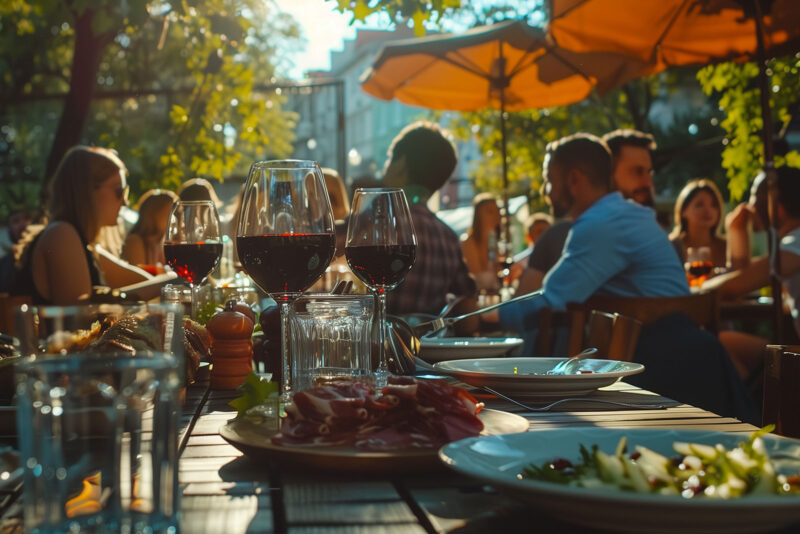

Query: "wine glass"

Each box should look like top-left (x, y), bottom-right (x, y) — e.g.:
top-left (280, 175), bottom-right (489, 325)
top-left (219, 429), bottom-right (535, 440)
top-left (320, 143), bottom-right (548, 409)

top-left (685, 245), bottom-right (712, 288)
top-left (237, 160), bottom-right (335, 402)
top-left (164, 200), bottom-right (222, 318)
top-left (345, 188), bottom-right (417, 386)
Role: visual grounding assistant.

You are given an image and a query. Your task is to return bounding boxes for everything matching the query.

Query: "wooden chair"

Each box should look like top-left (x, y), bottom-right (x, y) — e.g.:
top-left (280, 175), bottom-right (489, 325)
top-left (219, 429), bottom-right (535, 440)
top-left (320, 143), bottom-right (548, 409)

top-left (762, 345), bottom-right (800, 438)
top-left (537, 307), bottom-right (642, 362)
top-left (582, 291), bottom-right (720, 333)
top-left (0, 293), bottom-right (32, 337)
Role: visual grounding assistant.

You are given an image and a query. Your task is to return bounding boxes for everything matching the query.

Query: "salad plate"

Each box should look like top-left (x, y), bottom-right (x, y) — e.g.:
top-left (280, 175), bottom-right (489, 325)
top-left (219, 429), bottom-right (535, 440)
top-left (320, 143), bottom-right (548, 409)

top-left (220, 408), bottom-right (528, 474)
top-left (440, 428), bottom-right (800, 534)
top-left (432, 357), bottom-right (644, 398)
top-left (419, 336), bottom-right (523, 363)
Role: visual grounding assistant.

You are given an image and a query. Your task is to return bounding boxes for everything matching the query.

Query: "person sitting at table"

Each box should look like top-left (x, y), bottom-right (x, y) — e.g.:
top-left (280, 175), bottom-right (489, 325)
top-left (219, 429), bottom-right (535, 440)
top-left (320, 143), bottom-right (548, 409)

top-left (512, 212), bottom-right (553, 274)
top-left (382, 121), bottom-right (478, 324)
top-left (706, 166), bottom-right (800, 379)
top-left (461, 193), bottom-right (503, 292)
top-left (122, 189), bottom-right (178, 270)
top-left (515, 129), bottom-right (658, 296)
top-left (668, 178), bottom-right (728, 268)
top-left (482, 133), bottom-right (757, 424)
top-left (12, 146), bottom-right (153, 305)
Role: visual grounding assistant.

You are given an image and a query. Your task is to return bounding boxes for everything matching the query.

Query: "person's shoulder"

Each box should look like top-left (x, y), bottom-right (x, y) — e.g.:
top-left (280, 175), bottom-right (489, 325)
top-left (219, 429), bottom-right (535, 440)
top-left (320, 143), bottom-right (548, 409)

top-left (40, 221), bottom-right (81, 243)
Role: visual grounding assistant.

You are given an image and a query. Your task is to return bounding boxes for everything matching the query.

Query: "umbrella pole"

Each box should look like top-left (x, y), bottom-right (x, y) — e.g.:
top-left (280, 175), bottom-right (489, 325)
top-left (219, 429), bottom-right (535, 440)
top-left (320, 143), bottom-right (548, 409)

top-left (500, 92), bottom-right (510, 247)
top-left (753, 1), bottom-right (784, 343)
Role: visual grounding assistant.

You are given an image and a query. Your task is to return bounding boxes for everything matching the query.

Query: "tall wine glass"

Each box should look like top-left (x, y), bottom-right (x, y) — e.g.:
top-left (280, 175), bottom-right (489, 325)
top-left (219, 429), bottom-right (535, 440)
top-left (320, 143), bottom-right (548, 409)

top-left (345, 188), bottom-right (416, 386)
top-left (164, 200), bottom-right (222, 318)
top-left (237, 160), bottom-right (335, 402)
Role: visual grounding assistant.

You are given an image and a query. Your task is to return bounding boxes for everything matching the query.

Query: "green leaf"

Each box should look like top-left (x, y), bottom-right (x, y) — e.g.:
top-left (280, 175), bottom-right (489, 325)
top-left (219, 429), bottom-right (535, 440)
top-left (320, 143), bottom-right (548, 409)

top-left (228, 372), bottom-right (279, 417)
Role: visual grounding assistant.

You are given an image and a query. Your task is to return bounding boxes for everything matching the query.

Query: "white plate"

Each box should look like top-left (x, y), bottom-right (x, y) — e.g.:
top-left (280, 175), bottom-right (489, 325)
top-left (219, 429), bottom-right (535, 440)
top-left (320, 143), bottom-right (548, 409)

top-left (440, 428), bottom-right (800, 534)
top-left (219, 408), bottom-right (528, 475)
top-left (433, 357), bottom-right (644, 398)
top-left (419, 337), bottom-right (523, 363)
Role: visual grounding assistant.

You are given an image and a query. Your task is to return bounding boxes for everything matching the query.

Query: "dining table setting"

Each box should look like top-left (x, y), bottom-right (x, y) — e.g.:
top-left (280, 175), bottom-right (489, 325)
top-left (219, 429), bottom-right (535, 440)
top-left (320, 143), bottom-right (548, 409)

top-left (2, 159), bottom-right (800, 534)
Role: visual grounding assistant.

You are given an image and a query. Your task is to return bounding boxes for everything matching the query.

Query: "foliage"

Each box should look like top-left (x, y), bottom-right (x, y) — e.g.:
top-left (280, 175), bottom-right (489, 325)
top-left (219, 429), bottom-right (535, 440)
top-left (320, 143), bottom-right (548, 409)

top-left (697, 55), bottom-right (800, 202)
top-left (0, 0), bottom-right (300, 213)
top-left (332, 0), bottom-right (461, 36)
top-left (229, 372), bottom-right (279, 417)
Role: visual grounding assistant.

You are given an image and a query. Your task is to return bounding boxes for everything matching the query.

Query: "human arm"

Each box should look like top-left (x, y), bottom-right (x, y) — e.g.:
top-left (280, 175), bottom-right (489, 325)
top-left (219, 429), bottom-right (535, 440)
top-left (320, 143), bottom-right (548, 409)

top-left (35, 223), bottom-right (94, 304)
top-left (725, 203), bottom-right (754, 270)
top-left (515, 267), bottom-right (545, 295)
top-left (95, 244), bottom-right (155, 292)
top-left (121, 233), bottom-right (147, 265)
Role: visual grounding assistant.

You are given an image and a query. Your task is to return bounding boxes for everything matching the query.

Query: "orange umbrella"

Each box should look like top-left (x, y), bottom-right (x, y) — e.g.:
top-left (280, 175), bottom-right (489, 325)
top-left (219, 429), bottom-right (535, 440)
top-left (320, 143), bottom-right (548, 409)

top-left (361, 19), bottom-right (651, 240)
top-left (549, 0), bottom-right (800, 342)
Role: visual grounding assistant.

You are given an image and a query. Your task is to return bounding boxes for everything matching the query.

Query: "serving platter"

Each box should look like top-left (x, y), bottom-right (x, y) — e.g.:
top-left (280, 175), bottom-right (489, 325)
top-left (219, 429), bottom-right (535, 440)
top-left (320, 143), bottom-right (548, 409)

top-left (440, 428), bottom-right (800, 534)
top-left (433, 357), bottom-right (644, 398)
top-left (219, 408), bottom-right (528, 474)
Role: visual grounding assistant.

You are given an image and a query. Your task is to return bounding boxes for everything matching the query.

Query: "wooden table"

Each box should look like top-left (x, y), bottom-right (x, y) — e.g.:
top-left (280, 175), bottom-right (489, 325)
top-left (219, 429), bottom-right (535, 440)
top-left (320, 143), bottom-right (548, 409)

top-left (177, 380), bottom-right (797, 534)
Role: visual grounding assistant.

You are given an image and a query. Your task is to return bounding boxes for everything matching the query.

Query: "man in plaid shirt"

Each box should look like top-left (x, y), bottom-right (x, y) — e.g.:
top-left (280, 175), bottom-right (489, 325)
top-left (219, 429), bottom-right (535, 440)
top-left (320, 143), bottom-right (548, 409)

top-left (382, 122), bottom-right (477, 317)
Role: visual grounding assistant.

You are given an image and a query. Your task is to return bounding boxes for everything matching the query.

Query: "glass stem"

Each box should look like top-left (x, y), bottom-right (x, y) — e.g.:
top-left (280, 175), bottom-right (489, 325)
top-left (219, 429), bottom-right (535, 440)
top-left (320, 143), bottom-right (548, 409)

top-left (190, 284), bottom-right (199, 320)
top-left (279, 301), bottom-right (292, 402)
top-left (374, 289), bottom-right (389, 387)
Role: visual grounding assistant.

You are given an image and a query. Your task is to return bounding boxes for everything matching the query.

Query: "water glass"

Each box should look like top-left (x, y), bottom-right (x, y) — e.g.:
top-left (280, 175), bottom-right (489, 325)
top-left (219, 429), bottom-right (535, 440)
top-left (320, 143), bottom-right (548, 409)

top-left (289, 294), bottom-right (374, 392)
top-left (15, 304), bottom-right (183, 533)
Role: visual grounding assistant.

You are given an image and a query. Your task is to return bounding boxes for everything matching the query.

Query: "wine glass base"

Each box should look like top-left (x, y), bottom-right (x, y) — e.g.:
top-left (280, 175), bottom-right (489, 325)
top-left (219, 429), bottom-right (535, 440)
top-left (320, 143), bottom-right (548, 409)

top-left (373, 368), bottom-right (390, 388)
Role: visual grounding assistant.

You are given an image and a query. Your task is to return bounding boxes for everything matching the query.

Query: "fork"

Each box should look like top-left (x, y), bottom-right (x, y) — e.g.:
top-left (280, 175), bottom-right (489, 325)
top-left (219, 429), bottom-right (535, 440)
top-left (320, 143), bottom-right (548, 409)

top-left (482, 385), bottom-right (667, 411)
top-left (546, 347), bottom-right (598, 375)
top-left (413, 289), bottom-right (544, 336)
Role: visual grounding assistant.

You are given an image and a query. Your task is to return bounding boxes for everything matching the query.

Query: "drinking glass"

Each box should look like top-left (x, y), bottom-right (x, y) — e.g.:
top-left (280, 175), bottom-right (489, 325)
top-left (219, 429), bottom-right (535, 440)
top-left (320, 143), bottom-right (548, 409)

top-left (164, 200), bottom-right (222, 317)
top-left (685, 245), bottom-right (713, 288)
top-left (237, 160), bottom-right (335, 402)
top-left (345, 188), bottom-right (417, 386)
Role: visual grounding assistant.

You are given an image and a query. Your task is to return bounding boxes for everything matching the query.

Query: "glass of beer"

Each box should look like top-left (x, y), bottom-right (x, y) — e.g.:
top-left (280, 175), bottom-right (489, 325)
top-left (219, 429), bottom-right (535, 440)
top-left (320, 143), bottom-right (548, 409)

top-left (685, 246), bottom-right (713, 287)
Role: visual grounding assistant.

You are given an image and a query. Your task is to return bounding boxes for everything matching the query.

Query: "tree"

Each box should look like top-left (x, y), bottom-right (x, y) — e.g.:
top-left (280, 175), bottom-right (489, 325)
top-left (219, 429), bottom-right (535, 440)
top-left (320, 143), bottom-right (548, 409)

top-left (698, 56), bottom-right (800, 201)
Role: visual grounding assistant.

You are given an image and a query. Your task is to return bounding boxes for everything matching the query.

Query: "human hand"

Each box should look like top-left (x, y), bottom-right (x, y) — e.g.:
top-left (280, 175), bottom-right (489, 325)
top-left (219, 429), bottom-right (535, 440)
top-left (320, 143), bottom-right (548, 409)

top-left (725, 203), bottom-right (753, 233)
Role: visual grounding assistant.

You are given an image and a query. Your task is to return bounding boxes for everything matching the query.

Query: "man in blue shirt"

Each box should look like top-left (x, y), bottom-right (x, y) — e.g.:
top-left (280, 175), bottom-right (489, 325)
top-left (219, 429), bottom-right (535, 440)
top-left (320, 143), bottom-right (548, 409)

top-left (484, 133), bottom-right (756, 423)
top-left (491, 133), bottom-right (688, 332)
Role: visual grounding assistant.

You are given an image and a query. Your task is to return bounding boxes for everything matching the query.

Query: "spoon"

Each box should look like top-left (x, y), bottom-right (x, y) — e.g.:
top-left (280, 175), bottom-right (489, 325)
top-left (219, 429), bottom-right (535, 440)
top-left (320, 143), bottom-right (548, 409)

top-left (546, 347), bottom-right (598, 375)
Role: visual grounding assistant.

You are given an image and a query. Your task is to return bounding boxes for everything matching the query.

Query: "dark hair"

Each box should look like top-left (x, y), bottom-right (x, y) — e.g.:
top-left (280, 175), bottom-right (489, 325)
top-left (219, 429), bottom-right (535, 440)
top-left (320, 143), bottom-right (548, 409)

top-left (48, 145), bottom-right (127, 242)
top-left (178, 177), bottom-right (222, 206)
top-left (602, 129), bottom-right (656, 167)
top-left (545, 133), bottom-right (612, 189)
top-left (777, 166), bottom-right (800, 218)
top-left (386, 121), bottom-right (457, 193)
top-left (669, 178), bottom-right (725, 240)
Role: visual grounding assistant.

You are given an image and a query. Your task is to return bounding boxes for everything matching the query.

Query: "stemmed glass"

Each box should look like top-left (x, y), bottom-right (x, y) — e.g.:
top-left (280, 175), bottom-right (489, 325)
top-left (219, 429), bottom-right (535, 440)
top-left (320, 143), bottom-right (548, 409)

top-left (164, 200), bottom-right (222, 318)
top-left (237, 160), bottom-right (335, 402)
top-left (345, 188), bottom-right (417, 386)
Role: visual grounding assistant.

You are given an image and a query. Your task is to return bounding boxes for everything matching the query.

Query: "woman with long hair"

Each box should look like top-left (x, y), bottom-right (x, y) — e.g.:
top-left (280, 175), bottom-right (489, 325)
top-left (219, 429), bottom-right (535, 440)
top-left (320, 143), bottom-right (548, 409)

top-left (668, 178), bottom-right (728, 268)
top-left (14, 146), bottom-right (152, 304)
top-left (461, 193), bottom-right (502, 292)
top-left (122, 189), bottom-right (178, 268)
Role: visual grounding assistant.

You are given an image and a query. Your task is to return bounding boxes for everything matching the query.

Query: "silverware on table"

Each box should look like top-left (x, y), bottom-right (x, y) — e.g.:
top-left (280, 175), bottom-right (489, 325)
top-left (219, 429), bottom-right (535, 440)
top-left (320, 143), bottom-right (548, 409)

top-left (412, 289), bottom-right (544, 336)
top-left (546, 347), bottom-right (598, 375)
top-left (481, 385), bottom-right (667, 411)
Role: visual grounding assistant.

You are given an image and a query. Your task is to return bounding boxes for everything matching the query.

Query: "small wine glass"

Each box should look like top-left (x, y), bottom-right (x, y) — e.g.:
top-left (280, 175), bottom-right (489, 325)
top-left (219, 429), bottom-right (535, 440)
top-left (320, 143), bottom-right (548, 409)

top-left (164, 200), bottom-right (222, 318)
top-left (345, 188), bottom-right (417, 386)
top-left (685, 245), bottom-right (713, 288)
top-left (237, 160), bottom-right (335, 402)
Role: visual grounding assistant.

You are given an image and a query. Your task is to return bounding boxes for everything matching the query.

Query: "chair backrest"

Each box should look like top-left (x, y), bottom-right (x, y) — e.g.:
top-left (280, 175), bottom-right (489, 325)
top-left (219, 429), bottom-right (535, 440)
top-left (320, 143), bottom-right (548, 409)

top-left (582, 291), bottom-right (720, 333)
top-left (763, 344), bottom-right (800, 438)
top-left (537, 307), bottom-right (642, 362)
top-left (0, 293), bottom-right (31, 337)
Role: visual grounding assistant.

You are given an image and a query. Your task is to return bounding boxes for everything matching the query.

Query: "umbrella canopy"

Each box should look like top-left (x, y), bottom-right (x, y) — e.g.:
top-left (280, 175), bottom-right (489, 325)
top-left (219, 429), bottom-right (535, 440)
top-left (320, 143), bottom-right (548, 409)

top-left (361, 19), bottom-right (650, 243)
top-left (549, 0), bottom-right (800, 70)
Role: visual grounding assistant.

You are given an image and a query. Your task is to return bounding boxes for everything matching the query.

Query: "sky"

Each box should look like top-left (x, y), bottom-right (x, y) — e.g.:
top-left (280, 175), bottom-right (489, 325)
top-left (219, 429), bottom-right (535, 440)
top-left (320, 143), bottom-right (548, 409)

top-left (273, 0), bottom-right (389, 80)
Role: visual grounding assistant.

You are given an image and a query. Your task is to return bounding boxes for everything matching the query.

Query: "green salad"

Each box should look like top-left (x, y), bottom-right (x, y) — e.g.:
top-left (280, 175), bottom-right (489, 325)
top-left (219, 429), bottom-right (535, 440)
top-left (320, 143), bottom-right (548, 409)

top-left (522, 428), bottom-right (800, 499)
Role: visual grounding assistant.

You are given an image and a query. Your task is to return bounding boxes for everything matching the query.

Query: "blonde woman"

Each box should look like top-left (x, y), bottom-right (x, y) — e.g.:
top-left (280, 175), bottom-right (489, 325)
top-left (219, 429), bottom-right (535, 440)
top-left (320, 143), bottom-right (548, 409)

top-left (14, 146), bottom-right (152, 304)
top-left (122, 189), bottom-right (178, 268)
top-left (461, 193), bottom-right (502, 292)
top-left (668, 179), bottom-right (728, 268)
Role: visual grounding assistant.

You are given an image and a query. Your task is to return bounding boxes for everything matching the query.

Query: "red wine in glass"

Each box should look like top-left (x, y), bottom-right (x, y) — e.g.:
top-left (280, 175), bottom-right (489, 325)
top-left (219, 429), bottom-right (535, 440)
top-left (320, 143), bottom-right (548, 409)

top-left (237, 233), bottom-right (335, 300)
top-left (164, 242), bottom-right (222, 285)
top-left (345, 244), bottom-right (416, 289)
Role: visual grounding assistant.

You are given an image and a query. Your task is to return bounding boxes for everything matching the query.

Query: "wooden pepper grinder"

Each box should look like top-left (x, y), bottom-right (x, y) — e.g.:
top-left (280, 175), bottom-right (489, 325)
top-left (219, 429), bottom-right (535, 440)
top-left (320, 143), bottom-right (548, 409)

top-left (206, 301), bottom-right (255, 389)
